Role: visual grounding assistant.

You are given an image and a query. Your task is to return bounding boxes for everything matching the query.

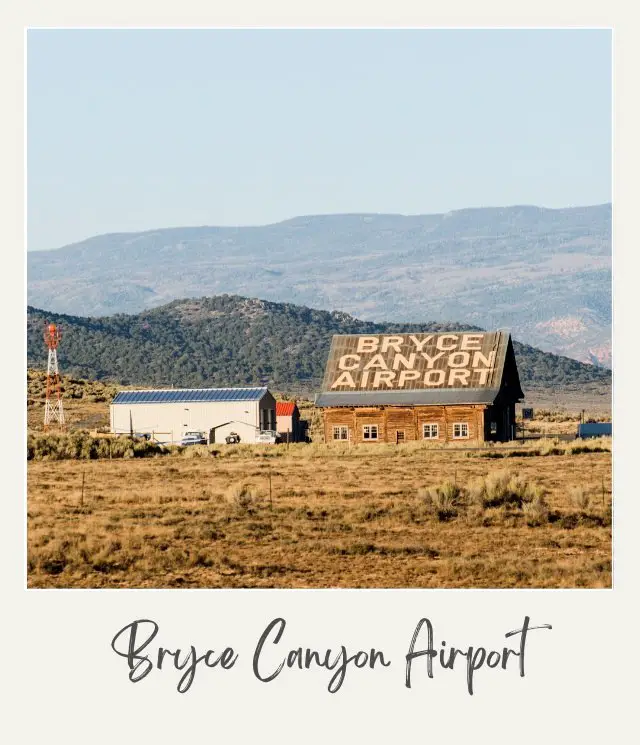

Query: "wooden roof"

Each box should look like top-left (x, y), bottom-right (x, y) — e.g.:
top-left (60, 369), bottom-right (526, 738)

top-left (316, 330), bottom-right (523, 407)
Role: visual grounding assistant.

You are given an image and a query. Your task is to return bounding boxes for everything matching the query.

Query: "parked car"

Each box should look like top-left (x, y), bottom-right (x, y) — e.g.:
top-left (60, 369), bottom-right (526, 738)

top-left (255, 430), bottom-right (278, 444)
top-left (181, 431), bottom-right (207, 446)
top-left (225, 432), bottom-right (241, 444)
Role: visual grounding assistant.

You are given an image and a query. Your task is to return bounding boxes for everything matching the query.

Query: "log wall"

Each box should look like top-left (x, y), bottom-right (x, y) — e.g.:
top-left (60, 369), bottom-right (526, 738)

top-left (323, 405), bottom-right (487, 444)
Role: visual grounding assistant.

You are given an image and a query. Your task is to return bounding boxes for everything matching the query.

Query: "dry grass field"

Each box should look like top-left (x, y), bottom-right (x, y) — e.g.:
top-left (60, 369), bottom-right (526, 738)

top-left (26, 369), bottom-right (612, 589)
top-left (27, 439), bottom-right (611, 589)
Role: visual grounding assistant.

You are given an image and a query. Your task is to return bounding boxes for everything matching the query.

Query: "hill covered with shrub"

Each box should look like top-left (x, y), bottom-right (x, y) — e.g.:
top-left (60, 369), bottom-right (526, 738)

top-left (27, 205), bottom-right (612, 365)
top-left (27, 295), bottom-right (611, 397)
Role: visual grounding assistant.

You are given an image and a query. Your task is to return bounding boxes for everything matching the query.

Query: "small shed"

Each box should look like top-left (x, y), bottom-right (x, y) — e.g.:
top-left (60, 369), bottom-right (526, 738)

top-left (276, 401), bottom-right (303, 442)
top-left (577, 422), bottom-right (612, 439)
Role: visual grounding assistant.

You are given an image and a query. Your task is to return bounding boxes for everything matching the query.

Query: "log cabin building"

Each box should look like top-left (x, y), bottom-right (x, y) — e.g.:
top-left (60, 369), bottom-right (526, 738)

top-left (316, 331), bottom-right (524, 444)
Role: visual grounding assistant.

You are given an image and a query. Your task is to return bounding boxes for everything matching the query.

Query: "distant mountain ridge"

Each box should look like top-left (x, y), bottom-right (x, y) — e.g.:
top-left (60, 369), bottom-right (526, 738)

top-left (26, 295), bottom-right (611, 400)
top-left (27, 204), bottom-right (611, 366)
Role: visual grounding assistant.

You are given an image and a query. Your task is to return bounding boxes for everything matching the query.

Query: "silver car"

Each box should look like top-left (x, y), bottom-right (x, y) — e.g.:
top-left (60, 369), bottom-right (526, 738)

top-left (255, 430), bottom-right (278, 444)
top-left (180, 432), bottom-right (207, 446)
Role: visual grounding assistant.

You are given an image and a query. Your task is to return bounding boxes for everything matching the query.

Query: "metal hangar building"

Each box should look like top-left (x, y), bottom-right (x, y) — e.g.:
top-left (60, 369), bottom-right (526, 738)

top-left (110, 387), bottom-right (276, 445)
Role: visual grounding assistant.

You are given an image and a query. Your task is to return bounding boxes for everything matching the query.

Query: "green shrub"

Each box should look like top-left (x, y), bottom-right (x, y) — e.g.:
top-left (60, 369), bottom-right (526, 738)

top-left (26, 432), bottom-right (165, 460)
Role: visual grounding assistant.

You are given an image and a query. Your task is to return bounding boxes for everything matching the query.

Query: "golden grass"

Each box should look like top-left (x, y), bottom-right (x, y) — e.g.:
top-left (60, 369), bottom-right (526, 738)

top-left (27, 444), bottom-right (611, 589)
top-left (26, 370), bottom-right (612, 589)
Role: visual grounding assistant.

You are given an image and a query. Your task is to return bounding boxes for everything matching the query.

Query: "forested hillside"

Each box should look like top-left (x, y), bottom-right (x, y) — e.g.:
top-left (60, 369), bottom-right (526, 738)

top-left (27, 205), bottom-right (612, 366)
top-left (27, 295), bottom-right (611, 396)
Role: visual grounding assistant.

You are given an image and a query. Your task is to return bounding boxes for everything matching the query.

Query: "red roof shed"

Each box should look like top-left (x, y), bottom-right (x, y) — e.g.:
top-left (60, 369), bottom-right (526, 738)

top-left (276, 401), bottom-right (297, 417)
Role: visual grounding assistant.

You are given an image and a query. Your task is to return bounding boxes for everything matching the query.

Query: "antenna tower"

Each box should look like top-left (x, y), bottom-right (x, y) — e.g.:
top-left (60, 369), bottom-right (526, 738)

top-left (44, 323), bottom-right (65, 429)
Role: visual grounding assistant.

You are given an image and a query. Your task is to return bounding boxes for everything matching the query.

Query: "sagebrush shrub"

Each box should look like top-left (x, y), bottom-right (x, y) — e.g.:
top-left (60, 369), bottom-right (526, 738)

top-left (483, 469), bottom-right (513, 503)
top-left (539, 438), bottom-right (563, 456)
top-left (419, 480), bottom-right (462, 521)
top-left (570, 487), bottom-right (591, 511)
top-left (225, 481), bottom-right (256, 510)
top-left (522, 497), bottom-right (549, 527)
top-left (180, 444), bottom-right (212, 459)
top-left (470, 469), bottom-right (546, 508)
top-left (27, 432), bottom-right (164, 460)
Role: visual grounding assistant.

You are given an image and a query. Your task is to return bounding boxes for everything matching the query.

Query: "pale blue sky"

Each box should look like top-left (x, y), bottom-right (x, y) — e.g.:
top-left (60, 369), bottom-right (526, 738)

top-left (27, 29), bottom-right (611, 251)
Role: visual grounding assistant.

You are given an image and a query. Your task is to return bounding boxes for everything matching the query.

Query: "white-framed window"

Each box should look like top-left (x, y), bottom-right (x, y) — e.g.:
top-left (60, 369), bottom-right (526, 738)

top-left (332, 426), bottom-right (349, 441)
top-left (422, 423), bottom-right (439, 439)
top-left (363, 424), bottom-right (379, 441)
top-left (453, 422), bottom-right (469, 439)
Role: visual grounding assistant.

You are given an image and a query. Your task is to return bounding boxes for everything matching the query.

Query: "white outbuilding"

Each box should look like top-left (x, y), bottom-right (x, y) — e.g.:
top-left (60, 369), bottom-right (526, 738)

top-left (110, 387), bottom-right (277, 445)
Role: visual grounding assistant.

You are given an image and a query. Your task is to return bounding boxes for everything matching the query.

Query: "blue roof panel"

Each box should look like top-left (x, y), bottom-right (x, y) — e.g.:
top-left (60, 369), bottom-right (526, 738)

top-left (112, 387), bottom-right (268, 405)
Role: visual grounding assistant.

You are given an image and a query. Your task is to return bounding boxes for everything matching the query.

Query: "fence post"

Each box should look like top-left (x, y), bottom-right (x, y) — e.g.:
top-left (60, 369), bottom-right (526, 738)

top-left (80, 470), bottom-right (85, 507)
top-left (269, 470), bottom-right (273, 510)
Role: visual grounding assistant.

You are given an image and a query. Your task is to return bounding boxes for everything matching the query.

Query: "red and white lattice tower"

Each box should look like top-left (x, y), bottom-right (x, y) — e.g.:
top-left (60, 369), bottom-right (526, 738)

top-left (44, 323), bottom-right (65, 429)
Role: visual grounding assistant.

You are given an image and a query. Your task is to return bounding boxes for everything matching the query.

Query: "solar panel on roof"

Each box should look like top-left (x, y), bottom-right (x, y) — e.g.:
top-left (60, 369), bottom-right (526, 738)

top-left (112, 387), bottom-right (268, 405)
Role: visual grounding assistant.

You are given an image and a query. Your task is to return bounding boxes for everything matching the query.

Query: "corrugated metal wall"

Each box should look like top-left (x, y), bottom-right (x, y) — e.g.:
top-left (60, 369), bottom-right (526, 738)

top-left (110, 395), bottom-right (275, 444)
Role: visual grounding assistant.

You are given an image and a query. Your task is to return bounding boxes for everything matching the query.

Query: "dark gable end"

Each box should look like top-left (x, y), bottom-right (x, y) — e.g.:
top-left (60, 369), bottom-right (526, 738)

top-left (495, 335), bottom-right (524, 403)
top-left (261, 390), bottom-right (277, 408)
